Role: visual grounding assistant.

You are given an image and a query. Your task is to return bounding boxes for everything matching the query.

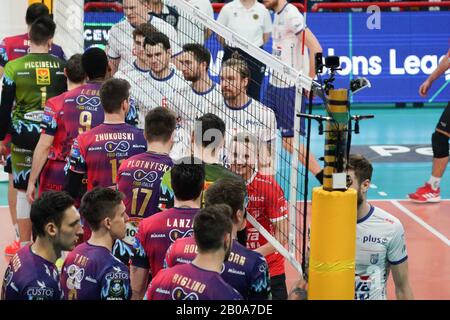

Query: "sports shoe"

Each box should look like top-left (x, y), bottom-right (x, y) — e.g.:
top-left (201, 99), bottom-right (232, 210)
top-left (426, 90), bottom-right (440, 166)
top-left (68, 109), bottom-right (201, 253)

top-left (4, 240), bottom-right (20, 256)
top-left (408, 183), bottom-right (441, 203)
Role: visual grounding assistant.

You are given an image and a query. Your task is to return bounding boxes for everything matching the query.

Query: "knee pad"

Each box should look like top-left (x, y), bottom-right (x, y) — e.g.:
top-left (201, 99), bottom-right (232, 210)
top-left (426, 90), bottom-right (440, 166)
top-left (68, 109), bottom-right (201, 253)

top-left (432, 131), bottom-right (449, 158)
top-left (16, 191), bottom-right (31, 219)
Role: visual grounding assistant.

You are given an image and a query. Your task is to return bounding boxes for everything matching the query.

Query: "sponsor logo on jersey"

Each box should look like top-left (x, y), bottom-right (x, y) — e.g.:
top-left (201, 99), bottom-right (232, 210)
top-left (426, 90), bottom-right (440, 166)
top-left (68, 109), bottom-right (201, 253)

top-left (24, 110), bottom-right (44, 122)
top-left (362, 235), bottom-right (388, 245)
top-left (370, 253), bottom-right (379, 265)
top-left (36, 68), bottom-right (50, 85)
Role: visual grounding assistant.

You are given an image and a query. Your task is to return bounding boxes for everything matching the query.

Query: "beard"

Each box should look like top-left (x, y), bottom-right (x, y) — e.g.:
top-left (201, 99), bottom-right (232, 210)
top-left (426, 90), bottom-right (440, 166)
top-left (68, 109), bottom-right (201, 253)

top-left (357, 189), bottom-right (364, 207)
top-left (223, 240), bottom-right (232, 263)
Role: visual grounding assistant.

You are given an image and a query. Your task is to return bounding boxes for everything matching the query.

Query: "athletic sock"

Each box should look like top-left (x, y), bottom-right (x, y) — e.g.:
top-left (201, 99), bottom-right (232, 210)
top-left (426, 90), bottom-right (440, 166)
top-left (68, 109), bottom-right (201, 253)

top-left (428, 176), bottom-right (441, 191)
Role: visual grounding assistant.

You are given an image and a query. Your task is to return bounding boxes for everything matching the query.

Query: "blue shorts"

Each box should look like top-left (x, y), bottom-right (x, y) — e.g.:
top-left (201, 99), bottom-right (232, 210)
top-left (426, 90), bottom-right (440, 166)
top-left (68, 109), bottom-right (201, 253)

top-left (262, 84), bottom-right (306, 138)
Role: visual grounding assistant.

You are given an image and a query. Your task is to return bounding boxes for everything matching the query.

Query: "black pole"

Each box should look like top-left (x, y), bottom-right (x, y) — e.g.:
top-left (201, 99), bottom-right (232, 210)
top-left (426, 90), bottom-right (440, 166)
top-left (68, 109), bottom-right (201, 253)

top-left (301, 89), bottom-right (314, 275)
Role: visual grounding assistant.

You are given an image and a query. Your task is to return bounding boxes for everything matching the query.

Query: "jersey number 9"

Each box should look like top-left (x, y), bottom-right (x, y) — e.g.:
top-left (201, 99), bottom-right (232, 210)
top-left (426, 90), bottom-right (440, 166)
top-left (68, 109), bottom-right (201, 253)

top-left (78, 111), bottom-right (92, 134)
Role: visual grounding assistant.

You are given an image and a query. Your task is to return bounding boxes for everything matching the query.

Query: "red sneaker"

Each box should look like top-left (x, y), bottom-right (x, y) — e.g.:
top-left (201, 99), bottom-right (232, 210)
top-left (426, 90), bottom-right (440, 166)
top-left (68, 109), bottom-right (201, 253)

top-left (408, 183), bottom-right (441, 203)
top-left (4, 240), bottom-right (20, 256)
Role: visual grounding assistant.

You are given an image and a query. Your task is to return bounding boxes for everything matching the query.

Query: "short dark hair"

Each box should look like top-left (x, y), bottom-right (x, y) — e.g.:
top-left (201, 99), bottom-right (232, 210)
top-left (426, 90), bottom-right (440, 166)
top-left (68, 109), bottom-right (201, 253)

top-left (26, 3), bottom-right (50, 25)
top-left (222, 54), bottom-right (251, 88)
top-left (171, 158), bottom-right (205, 201)
top-left (31, 191), bottom-right (75, 238)
top-left (65, 54), bottom-right (86, 84)
top-left (79, 188), bottom-right (125, 231)
top-left (144, 107), bottom-right (177, 143)
top-left (182, 43), bottom-right (211, 68)
top-left (204, 178), bottom-right (246, 224)
top-left (194, 113), bottom-right (225, 148)
top-left (144, 32), bottom-right (171, 50)
top-left (347, 154), bottom-right (373, 184)
top-left (29, 16), bottom-right (55, 46)
top-left (81, 47), bottom-right (108, 80)
top-left (100, 78), bottom-right (131, 114)
top-left (194, 204), bottom-right (233, 253)
top-left (133, 23), bottom-right (158, 40)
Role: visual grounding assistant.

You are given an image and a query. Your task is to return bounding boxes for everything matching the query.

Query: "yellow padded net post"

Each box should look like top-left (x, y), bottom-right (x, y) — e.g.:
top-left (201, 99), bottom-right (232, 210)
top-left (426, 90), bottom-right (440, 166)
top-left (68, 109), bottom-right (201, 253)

top-left (308, 187), bottom-right (357, 299)
top-left (28, 0), bottom-right (53, 13)
top-left (308, 88), bottom-right (356, 299)
top-left (308, 187), bottom-right (357, 300)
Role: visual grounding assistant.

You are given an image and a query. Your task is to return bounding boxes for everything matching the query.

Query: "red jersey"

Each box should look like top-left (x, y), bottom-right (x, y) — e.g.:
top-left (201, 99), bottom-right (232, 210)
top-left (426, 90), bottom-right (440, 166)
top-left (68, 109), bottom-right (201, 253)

top-left (40, 92), bottom-right (70, 161)
top-left (0, 33), bottom-right (65, 67)
top-left (69, 123), bottom-right (146, 189)
top-left (246, 172), bottom-right (288, 277)
top-left (131, 207), bottom-right (199, 277)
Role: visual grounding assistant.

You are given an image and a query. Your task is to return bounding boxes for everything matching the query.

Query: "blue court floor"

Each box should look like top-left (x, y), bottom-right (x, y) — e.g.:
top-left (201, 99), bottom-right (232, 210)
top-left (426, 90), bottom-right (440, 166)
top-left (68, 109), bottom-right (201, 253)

top-left (276, 105), bottom-right (450, 200)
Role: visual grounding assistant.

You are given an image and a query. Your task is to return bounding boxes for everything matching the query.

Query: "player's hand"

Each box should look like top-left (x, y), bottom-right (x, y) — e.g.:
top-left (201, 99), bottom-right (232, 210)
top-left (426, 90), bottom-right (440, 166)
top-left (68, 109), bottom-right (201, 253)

top-left (419, 79), bottom-right (432, 97)
top-left (26, 183), bottom-right (36, 204)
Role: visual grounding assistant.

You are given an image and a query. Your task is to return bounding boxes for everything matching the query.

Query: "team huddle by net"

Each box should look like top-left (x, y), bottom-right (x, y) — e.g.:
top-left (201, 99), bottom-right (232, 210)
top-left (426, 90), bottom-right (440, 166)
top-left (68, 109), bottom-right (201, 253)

top-left (0, 0), bottom-right (418, 301)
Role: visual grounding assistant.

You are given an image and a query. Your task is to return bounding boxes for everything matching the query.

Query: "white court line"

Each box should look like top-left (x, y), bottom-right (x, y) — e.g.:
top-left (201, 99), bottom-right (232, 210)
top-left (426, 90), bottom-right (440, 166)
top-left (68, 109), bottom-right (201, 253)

top-left (391, 200), bottom-right (450, 247)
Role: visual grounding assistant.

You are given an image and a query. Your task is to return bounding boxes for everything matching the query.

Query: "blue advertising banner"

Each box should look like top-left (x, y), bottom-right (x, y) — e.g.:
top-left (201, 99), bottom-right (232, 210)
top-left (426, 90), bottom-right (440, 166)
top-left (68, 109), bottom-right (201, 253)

top-left (84, 11), bottom-right (450, 103)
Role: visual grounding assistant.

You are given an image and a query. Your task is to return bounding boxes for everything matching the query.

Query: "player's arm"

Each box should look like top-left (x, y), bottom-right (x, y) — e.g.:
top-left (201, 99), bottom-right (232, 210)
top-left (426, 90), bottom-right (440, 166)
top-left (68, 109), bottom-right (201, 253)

top-left (253, 217), bottom-right (288, 257)
top-left (419, 50), bottom-right (450, 97)
top-left (130, 266), bottom-right (149, 300)
top-left (130, 225), bottom-right (151, 300)
top-left (0, 39), bottom-right (8, 79)
top-left (303, 28), bottom-right (322, 79)
top-left (388, 222), bottom-right (413, 300)
top-left (106, 26), bottom-right (121, 76)
top-left (248, 257), bottom-right (271, 300)
top-left (254, 184), bottom-right (289, 256)
top-left (26, 134), bottom-right (54, 203)
top-left (0, 64), bottom-right (15, 160)
top-left (391, 260), bottom-right (414, 300)
top-left (262, 8), bottom-right (272, 46)
top-left (63, 138), bottom-right (86, 199)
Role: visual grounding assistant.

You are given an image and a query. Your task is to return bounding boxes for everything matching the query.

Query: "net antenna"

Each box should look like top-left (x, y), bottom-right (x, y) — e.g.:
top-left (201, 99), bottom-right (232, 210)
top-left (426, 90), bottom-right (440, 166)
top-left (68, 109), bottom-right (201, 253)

top-left (167, 0), bottom-right (324, 278)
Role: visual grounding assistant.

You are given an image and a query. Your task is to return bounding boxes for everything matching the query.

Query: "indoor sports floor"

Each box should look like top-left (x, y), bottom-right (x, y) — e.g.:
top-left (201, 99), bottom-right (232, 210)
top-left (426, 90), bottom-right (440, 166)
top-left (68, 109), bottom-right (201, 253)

top-left (1, 106), bottom-right (449, 299)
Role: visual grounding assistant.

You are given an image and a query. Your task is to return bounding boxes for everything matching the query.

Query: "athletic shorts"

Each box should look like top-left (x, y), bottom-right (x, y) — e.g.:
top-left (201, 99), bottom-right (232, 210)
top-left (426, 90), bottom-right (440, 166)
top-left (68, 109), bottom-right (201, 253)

top-left (38, 160), bottom-right (66, 196)
top-left (4, 155), bottom-right (12, 174)
top-left (270, 273), bottom-right (288, 300)
top-left (3, 134), bottom-right (12, 174)
top-left (10, 143), bottom-right (33, 190)
top-left (436, 102), bottom-right (450, 135)
top-left (262, 84), bottom-right (306, 138)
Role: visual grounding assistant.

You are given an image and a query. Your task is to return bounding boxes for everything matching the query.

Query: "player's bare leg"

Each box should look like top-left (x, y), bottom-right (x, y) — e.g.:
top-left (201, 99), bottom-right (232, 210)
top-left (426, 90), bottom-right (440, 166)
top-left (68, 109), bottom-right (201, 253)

top-left (8, 174), bottom-right (18, 235)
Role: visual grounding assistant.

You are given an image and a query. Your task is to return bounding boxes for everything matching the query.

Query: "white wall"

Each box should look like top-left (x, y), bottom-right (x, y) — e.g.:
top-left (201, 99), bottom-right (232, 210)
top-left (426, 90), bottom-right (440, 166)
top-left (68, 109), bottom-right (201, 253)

top-left (0, 0), bottom-right (29, 40)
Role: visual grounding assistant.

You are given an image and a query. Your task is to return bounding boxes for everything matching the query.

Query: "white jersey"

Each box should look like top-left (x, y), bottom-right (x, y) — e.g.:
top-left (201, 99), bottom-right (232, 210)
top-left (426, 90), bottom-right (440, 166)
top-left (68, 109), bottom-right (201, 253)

top-left (355, 205), bottom-right (408, 300)
top-left (106, 16), bottom-right (181, 73)
top-left (206, 98), bottom-right (277, 164)
top-left (169, 0), bottom-right (214, 46)
top-left (169, 83), bottom-right (223, 160)
top-left (114, 62), bottom-right (152, 129)
top-left (270, 3), bottom-right (309, 88)
top-left (217, 0), bottom-right (273, 48)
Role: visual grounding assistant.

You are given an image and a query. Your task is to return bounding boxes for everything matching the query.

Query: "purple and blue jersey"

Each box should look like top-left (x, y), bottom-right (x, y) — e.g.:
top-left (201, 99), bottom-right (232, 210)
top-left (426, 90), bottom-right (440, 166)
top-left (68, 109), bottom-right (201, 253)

top-left (132, 207), bottom-right (199, 277)
top-left (60, 242), bottom-right (131, 300)
top-left (145, 263), bottom-right (243, 300)
top-left (165, 238), bottom-right (271, 300)
top-left (1, 244), bottom-right (62, 300)
top-left (69, 123), bottom-right (146, 190)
